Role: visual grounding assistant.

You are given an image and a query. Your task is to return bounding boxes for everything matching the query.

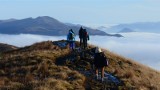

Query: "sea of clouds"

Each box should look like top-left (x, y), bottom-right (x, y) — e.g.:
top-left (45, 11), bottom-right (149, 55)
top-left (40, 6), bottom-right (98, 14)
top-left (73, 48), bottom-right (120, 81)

top-left (0, 32), bottom-right (160, 71)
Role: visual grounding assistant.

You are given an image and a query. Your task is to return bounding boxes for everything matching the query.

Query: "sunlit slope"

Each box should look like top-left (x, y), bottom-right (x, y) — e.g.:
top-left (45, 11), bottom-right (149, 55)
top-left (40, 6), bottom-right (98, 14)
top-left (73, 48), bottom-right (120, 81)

top-left (0, 40), bottom-right (159, 90)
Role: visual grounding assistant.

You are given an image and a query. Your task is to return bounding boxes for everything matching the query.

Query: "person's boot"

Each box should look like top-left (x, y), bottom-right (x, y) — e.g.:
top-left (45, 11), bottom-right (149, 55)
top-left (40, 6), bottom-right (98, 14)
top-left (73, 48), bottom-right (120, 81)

top-left (101, 78), bottom-right (104, 82)
top-left (95, 74), bottom-right (99, 80)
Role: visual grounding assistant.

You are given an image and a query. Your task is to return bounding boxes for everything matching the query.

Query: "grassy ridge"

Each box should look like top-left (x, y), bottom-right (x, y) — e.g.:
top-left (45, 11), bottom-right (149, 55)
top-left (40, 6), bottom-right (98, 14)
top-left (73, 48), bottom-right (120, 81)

top-left (103, 49), bottom-right (160, 89)
top-left (0, 40), bottom-right (159, 90)
top-left (0, 41), bottom-right (85, 90)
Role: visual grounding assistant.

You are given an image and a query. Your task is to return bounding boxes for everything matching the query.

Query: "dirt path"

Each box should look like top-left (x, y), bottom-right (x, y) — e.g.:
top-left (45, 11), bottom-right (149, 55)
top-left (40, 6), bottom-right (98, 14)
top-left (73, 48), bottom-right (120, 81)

top-left (54, 42), bottom-right (123, 90)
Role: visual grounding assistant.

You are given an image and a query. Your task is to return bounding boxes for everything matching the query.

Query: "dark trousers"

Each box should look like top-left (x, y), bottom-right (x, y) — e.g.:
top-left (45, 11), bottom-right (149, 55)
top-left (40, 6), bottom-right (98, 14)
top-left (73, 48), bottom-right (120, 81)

top-left (83, 39), bottom-right (87, 49)
top-left (69, 41), bottom-right (75, 50)
top-left (80, 38), bottom-right (83, 47)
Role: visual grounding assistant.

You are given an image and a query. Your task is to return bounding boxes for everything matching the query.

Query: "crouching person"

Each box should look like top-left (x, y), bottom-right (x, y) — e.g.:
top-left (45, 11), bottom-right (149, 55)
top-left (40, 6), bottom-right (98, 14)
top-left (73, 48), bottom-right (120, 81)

top-left (94, 47), bottom-right (108, 82)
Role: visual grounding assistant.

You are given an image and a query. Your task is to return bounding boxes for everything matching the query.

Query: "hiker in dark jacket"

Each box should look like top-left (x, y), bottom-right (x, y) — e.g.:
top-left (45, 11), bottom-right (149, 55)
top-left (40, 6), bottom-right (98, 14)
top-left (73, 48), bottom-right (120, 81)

top-left (79, 26), bottom-right (83, 47)
top-left (82, 29), bottom-right (89, 49)
top-left (67, 29), bottom-right (75, 50)
top-left (94, 47), bottom-right (107, 82)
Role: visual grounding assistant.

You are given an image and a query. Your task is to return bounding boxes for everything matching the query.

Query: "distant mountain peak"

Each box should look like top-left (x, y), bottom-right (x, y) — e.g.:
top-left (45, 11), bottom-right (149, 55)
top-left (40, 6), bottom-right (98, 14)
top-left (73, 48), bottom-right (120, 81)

top-left (36, 16), bottom-right (59, 21)
top-left (107, 22), bottom-right (160, 33)
top-left (36, 16), bottom-right (53, 20)
top-left (35, 16), bottom-right (61, 24)
top-left (118, 28), bottom-right (135, 33)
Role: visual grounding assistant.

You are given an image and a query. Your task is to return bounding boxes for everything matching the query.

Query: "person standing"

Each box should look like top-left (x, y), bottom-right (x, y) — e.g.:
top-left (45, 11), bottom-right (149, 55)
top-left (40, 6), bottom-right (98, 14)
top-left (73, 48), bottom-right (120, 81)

top-left (82, 29), bottom-right (89, 49)
top-left (79, 26), bottom-right (83, 47)
top-left (94, 47), bottom-right (108, 82)
top-left (67, 29), bottom-right (75, 50)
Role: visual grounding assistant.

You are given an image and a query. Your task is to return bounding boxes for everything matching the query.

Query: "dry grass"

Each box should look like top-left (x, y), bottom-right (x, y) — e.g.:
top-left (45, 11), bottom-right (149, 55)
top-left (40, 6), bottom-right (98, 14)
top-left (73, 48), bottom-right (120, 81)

top-left (0, 41), bottom-right (86, 90)
top-left (0, 43), bottom-right (18, 53)
top-left (102, 48), bottom-right (160, 89)
top-left (0, 40), bottom-right (159, 90)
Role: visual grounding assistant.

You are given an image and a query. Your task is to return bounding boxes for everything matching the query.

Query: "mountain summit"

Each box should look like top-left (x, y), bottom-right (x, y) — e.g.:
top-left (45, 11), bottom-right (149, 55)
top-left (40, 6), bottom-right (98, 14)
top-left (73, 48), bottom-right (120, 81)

top-left (0, 16), bottom-right (122, 37)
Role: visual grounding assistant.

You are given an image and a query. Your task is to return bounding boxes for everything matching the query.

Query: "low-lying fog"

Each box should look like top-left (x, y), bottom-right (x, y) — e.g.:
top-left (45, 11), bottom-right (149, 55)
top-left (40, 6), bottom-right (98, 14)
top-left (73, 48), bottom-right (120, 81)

top-left (0, 32), bottom-right (160, 71)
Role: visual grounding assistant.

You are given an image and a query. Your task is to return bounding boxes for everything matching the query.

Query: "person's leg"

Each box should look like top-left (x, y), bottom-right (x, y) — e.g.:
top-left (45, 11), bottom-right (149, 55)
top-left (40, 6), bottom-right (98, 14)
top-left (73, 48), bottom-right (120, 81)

top-left (69, 41), bottom-right (72, 50)
top-left (73, 41), bottom-right (75, 49)
top-left (101, 67), bottom-right (105, 82)
top-left (71, 41), bottom-right (74, 50)
top-left (80, 38), bottom-right (82, 46)
top-left (84, 39), bottom-right (87, 49)
top-left (84, 39), bottom-right (86, 49)
top-left (86, 40), bottom-right (88, 48)
top-left (83, 39), bottom-right (85, 49)
top-left (95, 67), bottom-right (99, 80)
top-left (70, 43), bottom-right (72, 50)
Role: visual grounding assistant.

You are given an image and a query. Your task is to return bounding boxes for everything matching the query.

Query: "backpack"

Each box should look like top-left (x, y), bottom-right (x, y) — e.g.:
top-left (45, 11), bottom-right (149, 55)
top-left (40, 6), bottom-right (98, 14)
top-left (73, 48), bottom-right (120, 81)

top-left (83, 29), bottom-right (88, 38)
top-left (101, 52), bottom-right (108, 66)
top-left (68, 32), bottom-right (74, 40)
top-left (85, 31), bottom-right (88, 37)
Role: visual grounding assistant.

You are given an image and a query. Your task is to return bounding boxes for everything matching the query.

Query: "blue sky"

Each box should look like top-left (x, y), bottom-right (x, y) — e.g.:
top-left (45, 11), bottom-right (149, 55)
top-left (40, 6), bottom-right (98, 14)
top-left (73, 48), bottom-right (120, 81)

top-left (0, 0), bottom-right (160, 26)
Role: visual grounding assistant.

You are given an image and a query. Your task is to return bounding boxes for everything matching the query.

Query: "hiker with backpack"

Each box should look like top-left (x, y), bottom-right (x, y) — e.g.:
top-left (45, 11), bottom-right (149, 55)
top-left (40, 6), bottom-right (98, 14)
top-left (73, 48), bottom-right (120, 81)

top-left (94, 47), bottom-right (108, 82)
top-left (82, 29), bottom-right (89, 49)
top-left (79, 26), bottom-right (83, 47)
top-left (67, 29), bottom-right (75, 50)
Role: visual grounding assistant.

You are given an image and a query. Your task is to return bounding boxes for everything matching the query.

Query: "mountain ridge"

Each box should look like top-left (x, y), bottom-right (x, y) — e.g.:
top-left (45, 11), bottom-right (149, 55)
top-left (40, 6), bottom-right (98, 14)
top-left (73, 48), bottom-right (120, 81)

top-left (0, 16), bottom-right (122, 37)
top-left (106, 22), bottom-right (160, 33)
top-left (0, 41), bottom-right (159, 89)
top-left (0, 43), bottom-right (18, 53)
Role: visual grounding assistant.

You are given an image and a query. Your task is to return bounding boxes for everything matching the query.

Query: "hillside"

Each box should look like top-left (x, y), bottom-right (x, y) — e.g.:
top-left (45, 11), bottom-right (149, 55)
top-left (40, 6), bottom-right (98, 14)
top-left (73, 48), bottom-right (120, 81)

top-left (0, 16), bottom-right (122, 37)
top-left (0, 41), bottom-right (160, 90)
top-left (0, 43), bottom-right (18, 53)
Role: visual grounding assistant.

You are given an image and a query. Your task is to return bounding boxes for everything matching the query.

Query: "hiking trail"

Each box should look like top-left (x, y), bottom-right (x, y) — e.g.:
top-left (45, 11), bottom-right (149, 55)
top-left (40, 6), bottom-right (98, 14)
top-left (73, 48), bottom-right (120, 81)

top-left (54, 41), bottom-right (123, 90)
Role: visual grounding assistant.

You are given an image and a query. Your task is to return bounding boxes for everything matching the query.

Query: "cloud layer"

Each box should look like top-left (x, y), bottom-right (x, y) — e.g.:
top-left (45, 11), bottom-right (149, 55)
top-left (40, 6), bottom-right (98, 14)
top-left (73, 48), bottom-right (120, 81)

top-left (0, 32), bottom-right (160, 71)
top-left (89, 32), bottom-right (160, 71)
